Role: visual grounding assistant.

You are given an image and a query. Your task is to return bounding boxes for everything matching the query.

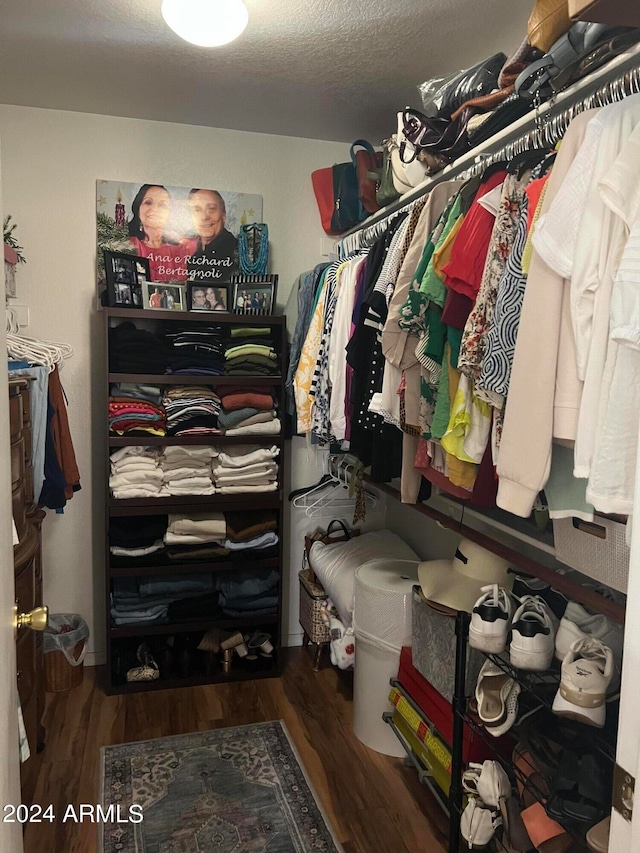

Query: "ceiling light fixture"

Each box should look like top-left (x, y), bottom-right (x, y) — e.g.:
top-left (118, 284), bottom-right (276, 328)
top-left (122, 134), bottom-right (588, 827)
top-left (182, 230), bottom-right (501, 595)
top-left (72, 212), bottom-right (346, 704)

top-left (161, 0), bottom-right (249, 48)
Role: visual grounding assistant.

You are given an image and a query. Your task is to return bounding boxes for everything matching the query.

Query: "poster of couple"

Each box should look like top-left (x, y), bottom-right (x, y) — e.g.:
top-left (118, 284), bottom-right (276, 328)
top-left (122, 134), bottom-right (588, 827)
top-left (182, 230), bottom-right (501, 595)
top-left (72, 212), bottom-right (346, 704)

top-left (96, 180), bottom-right (263, 296)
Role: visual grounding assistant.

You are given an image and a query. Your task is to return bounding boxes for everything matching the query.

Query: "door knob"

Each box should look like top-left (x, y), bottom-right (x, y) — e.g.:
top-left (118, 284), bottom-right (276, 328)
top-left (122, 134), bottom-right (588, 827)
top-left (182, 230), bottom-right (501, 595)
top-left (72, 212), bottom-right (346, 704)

top-left (14, 604), bottom-right (48, 638)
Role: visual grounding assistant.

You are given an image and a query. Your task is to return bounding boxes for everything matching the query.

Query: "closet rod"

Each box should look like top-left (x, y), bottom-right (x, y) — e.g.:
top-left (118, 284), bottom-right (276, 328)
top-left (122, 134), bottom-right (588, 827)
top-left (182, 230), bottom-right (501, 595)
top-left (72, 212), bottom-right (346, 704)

top-left (339, 43), bottom-right (640, 252)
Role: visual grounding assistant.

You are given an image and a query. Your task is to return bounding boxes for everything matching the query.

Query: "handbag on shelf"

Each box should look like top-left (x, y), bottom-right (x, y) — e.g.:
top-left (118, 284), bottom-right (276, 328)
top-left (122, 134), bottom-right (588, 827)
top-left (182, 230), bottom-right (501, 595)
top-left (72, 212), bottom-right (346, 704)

top-left (376, 138), bottom-right (402, 208)
top-left (311, 154), bottom-right (365, 237)
top-left (352, 139), bottom-right (383, 214)
top-left (399, 106), bottom-right (474, 166)
top-left (528, 0), bottom-right (572, 52)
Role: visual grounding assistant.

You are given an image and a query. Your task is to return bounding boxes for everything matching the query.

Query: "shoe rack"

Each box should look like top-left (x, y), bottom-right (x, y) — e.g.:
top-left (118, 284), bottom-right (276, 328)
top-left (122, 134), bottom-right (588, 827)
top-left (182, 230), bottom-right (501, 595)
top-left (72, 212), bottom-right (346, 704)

top-left (448, 613), bottom-right (618, 853)
top-left (103, 307), bottom-right (286, 694)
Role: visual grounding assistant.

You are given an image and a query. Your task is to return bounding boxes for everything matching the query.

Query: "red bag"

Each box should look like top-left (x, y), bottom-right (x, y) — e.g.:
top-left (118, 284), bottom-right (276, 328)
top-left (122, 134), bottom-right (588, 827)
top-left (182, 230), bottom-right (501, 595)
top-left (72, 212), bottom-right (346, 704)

top-left (311, 139), bottom-right (380, 235)
top-left (311, 167), bottom-right (339, 235)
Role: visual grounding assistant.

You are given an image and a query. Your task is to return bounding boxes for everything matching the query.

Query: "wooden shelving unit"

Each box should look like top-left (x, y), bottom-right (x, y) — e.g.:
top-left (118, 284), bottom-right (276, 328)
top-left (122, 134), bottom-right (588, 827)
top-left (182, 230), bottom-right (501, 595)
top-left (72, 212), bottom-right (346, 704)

top-left (104, 307), bottom-right (286, 694)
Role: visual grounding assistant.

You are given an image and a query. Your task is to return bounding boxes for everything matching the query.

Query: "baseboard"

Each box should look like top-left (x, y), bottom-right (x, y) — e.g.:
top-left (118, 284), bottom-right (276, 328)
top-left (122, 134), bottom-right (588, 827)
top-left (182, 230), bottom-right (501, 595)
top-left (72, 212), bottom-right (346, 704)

top-left (84, 650), bottom-right (106, 668)
top-left (287, 632), bottom-right (304, 647)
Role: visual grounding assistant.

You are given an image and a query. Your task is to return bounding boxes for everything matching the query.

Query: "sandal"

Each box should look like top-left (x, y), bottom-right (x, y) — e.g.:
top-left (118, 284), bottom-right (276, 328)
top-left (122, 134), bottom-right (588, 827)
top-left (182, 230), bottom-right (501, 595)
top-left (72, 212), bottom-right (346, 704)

top-left (520, 802), bottom-right (572, 853)
top-left (546, 751), bottom-right (611, 826)
top-left (475, 659), bottom-right (514, 725)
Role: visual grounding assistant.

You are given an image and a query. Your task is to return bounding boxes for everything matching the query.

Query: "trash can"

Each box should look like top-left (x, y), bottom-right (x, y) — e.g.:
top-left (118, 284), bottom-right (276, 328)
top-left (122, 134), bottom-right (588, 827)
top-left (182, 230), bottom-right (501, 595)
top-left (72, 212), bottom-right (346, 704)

top-left (43, 614), bottom-right (90, 692)
top-left (352, 558), bottom-right (418, 756)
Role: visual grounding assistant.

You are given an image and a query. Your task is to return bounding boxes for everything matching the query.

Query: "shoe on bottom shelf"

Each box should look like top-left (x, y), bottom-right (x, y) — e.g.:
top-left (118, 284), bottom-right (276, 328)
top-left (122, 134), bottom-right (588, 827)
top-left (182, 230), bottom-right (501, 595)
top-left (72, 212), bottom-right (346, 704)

top-left (460, 796), bottom-right (501, 850)
top-left (552, 637), bottom-right (613, 728)
top-left (510, 595), bottom-right (556, 671)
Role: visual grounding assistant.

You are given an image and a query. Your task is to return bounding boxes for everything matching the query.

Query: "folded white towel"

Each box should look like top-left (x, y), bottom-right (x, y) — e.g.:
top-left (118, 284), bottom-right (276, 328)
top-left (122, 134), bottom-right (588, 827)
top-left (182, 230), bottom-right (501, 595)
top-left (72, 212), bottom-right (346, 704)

top-left (110, 445), bottom-right (158, 465)
top-left (162, 446), bottom-right (218, 462)
top-left (216, 446), bottom-right (279, 469)
top-left (223, 418), bottom-right (281, 437)
top-left (111, 486), bottom-right (163, 499)
top-left (109, 471), bottom-right (164, 488)
top-left (217, 482), bottom-right (278, 493)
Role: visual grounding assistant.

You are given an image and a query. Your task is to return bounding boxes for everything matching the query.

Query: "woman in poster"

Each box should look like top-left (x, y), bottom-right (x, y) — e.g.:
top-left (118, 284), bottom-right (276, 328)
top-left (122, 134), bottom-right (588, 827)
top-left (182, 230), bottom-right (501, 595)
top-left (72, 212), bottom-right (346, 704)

top-left (128, 184), bottom-right (194, 282)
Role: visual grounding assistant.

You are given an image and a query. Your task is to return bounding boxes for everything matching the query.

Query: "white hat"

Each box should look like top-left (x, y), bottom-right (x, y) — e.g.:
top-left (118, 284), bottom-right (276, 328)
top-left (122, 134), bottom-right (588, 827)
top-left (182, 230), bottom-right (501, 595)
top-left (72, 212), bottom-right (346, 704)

top-left (417, 539), bottom-right (512, 613)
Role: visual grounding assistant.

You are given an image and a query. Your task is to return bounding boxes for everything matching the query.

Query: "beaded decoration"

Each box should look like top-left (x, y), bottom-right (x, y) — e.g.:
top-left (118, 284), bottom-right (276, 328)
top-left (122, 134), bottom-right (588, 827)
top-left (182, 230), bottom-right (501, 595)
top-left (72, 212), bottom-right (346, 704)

top-left (239, 223), bottom-right (269, 275)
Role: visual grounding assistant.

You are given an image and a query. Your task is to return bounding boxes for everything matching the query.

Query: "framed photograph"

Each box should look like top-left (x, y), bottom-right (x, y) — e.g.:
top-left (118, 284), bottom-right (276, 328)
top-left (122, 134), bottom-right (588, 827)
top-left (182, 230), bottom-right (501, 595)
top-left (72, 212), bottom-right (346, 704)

top-left (188, 282), bottom-right (229, 312)
top-left (142, 281), bottom-right (185, 311)
top-left (230, 274), bottom-right (278, 315)
top-left (104, 251), bottom-right (150, 309)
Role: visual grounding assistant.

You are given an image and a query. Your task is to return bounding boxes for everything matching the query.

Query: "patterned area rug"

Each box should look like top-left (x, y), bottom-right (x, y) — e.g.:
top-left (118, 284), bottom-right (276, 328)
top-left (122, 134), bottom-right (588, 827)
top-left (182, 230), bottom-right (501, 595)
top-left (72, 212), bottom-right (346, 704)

top-left (100, 720), bottom-right (342, 852)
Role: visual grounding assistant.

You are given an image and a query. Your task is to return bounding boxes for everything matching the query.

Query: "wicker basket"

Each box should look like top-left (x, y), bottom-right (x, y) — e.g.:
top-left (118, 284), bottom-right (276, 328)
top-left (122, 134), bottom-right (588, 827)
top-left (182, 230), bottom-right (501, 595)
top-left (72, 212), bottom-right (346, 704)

top-left (299, 569), bottom-right (331, 644)
top-left (553, 515), bottom-right (629, 593)
top-left (44, 640), bottom-right (85, 692)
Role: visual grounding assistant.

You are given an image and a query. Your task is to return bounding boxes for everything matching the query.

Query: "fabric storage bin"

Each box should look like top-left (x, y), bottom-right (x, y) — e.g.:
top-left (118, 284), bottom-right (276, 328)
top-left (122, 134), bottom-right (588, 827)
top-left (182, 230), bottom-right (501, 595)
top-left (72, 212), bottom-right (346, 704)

top-left (298, 568), bottom-right (331, 645)
top-left (411, 586), bottom-right (483, 702)
top-left (553, 515), bottom-right (629, 593)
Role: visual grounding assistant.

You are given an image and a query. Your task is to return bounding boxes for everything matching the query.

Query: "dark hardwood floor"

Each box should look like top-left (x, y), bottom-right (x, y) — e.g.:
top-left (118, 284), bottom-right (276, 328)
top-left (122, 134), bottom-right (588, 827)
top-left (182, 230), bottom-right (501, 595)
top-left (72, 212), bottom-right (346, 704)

top-left (24, 647), bottom-right (449, 853)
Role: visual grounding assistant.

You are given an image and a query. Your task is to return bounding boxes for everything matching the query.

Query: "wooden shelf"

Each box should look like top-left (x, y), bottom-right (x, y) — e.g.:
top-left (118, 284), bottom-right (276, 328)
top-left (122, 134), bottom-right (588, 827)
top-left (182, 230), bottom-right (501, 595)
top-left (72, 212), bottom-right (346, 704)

top-left (110, 614), bottom-right (279, 639)
top-left (108, 373), bottom-right (283, 385)
top-left (108, 493), bottom-right (282, 515)
top-left (108, 434), bottom-right (284, 446)
top-left (109, 556), bottom-right (280, 577)
top-left (104, 306), bottom-right (286, 325)
top-left (104, 663), bottom-right (281, 695)
top-left (104, 306), bottom-right (287, 693)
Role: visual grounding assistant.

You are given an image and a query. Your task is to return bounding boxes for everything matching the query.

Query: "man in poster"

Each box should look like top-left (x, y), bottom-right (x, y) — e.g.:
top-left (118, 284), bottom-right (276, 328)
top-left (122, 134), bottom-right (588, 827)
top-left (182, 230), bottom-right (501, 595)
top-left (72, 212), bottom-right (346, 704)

top-left (186, 189), bottom-right (239, 281)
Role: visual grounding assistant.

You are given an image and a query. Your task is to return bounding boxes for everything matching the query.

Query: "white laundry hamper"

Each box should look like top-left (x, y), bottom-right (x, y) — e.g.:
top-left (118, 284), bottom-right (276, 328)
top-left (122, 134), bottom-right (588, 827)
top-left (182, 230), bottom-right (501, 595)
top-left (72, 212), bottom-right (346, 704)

top-left (352, 558), bottom-right (419, 756)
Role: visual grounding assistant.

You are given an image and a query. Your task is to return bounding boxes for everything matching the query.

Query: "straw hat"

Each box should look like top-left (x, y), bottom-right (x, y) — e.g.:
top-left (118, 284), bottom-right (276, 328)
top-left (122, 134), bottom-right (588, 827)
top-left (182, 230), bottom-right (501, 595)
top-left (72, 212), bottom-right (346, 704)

top-left (417, 539), bottom-right (512, 613)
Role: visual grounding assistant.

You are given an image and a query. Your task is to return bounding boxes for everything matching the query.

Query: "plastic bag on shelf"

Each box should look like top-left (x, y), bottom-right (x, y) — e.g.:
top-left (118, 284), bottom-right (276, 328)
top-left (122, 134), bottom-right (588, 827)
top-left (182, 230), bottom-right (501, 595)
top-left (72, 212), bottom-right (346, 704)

top-left (418, 52), bottom-right (507, 119)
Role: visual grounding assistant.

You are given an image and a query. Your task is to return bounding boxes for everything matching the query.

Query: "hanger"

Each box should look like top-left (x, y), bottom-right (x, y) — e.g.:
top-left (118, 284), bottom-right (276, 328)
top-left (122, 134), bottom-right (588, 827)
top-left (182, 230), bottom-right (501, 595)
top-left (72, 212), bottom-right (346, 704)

top-left (290, 453), bottom-right (379, 515)
top-left (6, 305), bottom-right (74, 370)
top-left (507, 147), bottom-right (553, 179)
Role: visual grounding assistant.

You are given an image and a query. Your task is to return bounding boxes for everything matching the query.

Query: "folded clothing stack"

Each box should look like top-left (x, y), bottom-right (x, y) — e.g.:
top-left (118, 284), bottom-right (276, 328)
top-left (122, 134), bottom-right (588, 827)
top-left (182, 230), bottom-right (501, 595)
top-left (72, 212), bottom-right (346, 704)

top-left (109, 446), bottom-right (162, 499)
top-left (224, 509), bottom-right (279, 559)
top-left (162, 385), bottom-right (221, 436)
top-left (212, 444), bottom-right (279, 493)
top-left (224, 326), bottom-right (279, 375)
top-left (109, 322), bottom-right (169, 374)
top-left (109, 515), bottom-right (168, 563)
top-left (159, 445), bottom-right (217, 496)
top-left (164, 511), bottom-right (226, 547)
top-left (164, 323), bottom-right (225, 375)
top-left (108, 397), bottom-right (167, 436)
top-left (216, 568), bottom-right (280, 617)
top-left (110, 574), bottom-right (216, 626)
top-left (217, 385), bottom-right (280, 436)
top-left (110, 383), bottom-right (162, 405)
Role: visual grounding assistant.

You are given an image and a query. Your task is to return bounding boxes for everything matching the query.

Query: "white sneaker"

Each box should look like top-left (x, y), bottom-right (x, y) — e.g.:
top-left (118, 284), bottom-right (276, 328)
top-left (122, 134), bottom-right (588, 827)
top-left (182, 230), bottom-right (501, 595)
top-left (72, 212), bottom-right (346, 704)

top-left (555, 601), bottom-right (623, 690)
top-left (552, 637), bottom-right (613, 728)
top-left (469, 584), bottom-right (513, 654)
top-left (509, 596), bottom-right (556, 671)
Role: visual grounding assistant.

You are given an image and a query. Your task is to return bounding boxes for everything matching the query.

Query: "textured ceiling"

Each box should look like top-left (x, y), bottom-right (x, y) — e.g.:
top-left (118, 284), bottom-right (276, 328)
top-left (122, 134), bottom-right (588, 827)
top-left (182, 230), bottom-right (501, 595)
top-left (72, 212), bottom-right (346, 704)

top-left (0, 0), bottom-right (534, 142)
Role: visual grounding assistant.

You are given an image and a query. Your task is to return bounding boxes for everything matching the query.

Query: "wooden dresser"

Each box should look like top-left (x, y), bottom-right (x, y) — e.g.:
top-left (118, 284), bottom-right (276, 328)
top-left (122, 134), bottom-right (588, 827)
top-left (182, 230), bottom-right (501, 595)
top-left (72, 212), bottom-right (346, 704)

top-left (9, 379), bottom-right (45, 805)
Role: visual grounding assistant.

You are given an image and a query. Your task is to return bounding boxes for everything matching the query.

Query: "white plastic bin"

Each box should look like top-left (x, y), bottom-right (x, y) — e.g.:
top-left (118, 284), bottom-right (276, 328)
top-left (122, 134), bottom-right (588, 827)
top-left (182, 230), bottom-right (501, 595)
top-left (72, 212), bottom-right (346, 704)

top-left (352, 558), bottom-right (419, 755)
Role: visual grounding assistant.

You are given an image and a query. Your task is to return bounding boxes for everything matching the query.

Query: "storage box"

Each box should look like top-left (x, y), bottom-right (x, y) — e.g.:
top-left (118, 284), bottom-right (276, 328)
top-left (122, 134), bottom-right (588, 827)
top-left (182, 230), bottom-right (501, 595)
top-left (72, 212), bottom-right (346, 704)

top-left (397, 646), bottom-right (501, 764)
top-left (553, 515), bottom-right (629, 593)
top-left (298, 568), bottom-right (331, 645)
top-left (569, 0), bottom-right (640, 26)
top-left (411, 586), bottom-right (483, 702)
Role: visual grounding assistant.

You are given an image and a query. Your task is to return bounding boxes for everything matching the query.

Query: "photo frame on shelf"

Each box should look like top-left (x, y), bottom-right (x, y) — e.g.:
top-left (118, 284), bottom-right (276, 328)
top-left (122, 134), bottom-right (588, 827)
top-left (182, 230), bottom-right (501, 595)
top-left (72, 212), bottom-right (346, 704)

top-left (142, 281), bottom-right (185, 311)
top-left (188, 282), bottom-right (229, 312)
top-left (104, 251), bottom-right (149, 309)
top-left (230, 274), bottom-right (278, 315)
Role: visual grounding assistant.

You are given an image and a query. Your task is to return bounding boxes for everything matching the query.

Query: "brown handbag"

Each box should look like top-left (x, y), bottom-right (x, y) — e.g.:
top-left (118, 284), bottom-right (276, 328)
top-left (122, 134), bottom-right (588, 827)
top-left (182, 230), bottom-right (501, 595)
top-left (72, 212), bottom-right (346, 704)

top-left (528, 0), bottom-right (572, 52)
top-left (352, 139), bottom-right (382, 214)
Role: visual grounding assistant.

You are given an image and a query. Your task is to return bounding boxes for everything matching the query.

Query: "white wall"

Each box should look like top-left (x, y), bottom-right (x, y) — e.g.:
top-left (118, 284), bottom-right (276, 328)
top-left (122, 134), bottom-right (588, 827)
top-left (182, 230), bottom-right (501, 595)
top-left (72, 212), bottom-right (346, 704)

top-left (0, 104), bottom-right (345, 665)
